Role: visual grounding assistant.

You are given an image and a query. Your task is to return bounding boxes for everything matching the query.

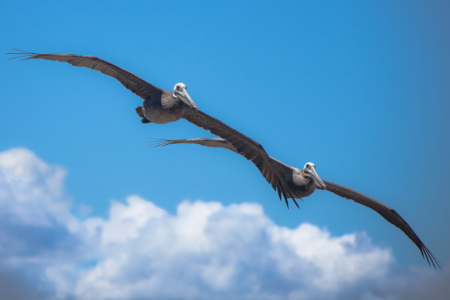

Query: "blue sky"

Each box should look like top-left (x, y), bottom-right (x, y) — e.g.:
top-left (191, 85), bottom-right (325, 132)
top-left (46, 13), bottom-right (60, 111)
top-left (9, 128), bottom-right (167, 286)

top-left (1, 1), bottom-right (449, 299)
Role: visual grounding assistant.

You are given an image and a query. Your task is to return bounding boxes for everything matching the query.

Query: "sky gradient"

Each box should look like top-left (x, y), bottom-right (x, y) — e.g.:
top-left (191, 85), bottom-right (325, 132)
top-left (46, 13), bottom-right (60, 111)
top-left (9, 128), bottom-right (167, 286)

top-left (1, 1), bottom-right (450, 299)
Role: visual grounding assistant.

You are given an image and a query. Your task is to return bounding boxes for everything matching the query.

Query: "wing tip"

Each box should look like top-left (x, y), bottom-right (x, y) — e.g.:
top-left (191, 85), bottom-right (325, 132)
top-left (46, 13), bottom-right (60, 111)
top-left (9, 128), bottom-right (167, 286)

top-left (420, 245), bottom-right (442, 270)
top-left (147, 138), bottom-right (172, 148)
top-left (6, 49), bottom-right (38, 61)
top-left (275, 178), bottom-right (300, 210)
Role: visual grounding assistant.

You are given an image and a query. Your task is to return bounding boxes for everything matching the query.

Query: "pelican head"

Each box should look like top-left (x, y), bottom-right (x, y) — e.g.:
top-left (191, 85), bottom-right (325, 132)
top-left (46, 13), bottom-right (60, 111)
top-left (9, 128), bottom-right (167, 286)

top-left (303, 162), bottom-right (326, 190)
top-left (173, 83), bottom-right (198, 110)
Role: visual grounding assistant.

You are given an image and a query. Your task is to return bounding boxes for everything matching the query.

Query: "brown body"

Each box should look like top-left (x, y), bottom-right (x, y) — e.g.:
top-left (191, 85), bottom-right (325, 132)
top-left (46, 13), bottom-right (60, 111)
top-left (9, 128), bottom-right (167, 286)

top-left (285, 167), bottom-right (317, 198)
top-left (142, 90), bottom-right (190, 124)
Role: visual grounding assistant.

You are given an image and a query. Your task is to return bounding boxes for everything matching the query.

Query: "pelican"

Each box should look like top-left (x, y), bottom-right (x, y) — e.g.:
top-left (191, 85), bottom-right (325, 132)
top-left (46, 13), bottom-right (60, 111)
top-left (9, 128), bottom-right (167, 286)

top-left (150, 138), bottom-right (441, 269)
top-left (7, 49), bottom-right (296, 203)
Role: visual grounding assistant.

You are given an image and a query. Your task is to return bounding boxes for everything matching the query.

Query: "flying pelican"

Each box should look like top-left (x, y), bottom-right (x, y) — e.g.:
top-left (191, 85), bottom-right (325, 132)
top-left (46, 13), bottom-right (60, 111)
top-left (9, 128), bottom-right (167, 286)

top-left (7, 49), bottom-right (296, 203)
top-left (150, 137), bottom-right (441, 269)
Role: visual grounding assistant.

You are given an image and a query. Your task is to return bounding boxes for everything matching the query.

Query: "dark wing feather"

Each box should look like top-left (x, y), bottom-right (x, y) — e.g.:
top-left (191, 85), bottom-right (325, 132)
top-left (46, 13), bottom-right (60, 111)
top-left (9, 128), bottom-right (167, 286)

top-left (323, 180), bottom-right (441, 269)
top-left (7, 49), bottom-right (165, 100)
top-left (268, 157), bottom-right (295, 179)
top-left (182, 111), bottom-right (297, 208)
top-left (149, 138), bottom-right (240, 153)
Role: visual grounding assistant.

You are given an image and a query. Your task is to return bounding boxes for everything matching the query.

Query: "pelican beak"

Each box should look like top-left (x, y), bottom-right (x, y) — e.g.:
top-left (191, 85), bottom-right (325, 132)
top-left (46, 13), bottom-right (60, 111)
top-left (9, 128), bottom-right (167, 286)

top-left (305, 168), bottom-right (326, 190)
top-left (175, 88), bottom-right (198, 111)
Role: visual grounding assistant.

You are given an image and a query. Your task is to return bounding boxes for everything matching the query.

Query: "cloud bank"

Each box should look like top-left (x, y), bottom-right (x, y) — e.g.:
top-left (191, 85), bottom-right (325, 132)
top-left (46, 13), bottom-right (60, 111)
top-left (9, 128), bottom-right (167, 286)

top-left (0, 148), bottom-right (448, 300)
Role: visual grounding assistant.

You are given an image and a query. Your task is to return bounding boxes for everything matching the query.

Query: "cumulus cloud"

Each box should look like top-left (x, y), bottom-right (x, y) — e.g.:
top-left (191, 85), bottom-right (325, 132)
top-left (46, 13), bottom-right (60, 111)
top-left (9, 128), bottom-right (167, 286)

top-left (0, 148), bottom-right (448, 300)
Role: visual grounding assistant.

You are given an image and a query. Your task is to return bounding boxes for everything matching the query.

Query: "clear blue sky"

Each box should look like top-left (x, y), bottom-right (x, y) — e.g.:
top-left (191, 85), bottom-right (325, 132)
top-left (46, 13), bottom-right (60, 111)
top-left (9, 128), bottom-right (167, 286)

top-left (1, 1), bottom-right (449, 298)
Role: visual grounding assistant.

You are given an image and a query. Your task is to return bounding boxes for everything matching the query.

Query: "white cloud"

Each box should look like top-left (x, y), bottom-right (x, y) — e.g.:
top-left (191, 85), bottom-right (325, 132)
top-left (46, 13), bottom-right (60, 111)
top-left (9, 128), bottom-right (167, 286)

top-left (0, 147), bottom-right (448, 300)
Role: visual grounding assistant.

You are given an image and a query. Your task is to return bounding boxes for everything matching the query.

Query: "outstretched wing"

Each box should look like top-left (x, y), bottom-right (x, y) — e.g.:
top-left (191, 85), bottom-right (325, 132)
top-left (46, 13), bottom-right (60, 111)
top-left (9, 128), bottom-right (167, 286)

top-left (7, 49), bottom-right (166, 100)
top-left (153, 122), bottom-right (298, 209)
top-left (149, 138), bottom-right (240, 153)
top-left (149, 138), bottom-right (295, 179)
top-left (323, 180), bottom-right (441, 269)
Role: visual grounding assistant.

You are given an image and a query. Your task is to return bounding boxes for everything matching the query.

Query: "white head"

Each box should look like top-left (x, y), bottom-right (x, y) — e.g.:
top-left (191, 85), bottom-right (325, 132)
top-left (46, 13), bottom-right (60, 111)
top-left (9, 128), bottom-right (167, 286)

top-left (172, 83), bottom-right (198, 110)
top-left (303, 162), bottom-right (326, 190)
top-left (303, 162), bottom-right (316, 170)
top-left (173, 83), bottom-right (186, 93)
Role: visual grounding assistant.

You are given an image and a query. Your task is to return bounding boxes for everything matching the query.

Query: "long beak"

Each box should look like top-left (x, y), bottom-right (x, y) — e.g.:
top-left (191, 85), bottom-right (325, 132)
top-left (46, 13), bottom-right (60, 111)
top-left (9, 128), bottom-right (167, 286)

top-left (175, 88), bottom-right (198, 110)
top-left (305, 168), bottom-right (326, 190)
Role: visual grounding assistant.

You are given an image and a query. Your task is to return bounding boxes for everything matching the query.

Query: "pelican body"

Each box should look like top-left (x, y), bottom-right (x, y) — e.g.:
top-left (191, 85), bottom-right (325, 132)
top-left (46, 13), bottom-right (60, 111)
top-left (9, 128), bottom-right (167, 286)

top-left (135, 82), bottom-right (197, 124)
top-left (141, 90), bottom-right (185, 124)
top-left (284, 163), bottom-right (323, 198)
top-left (150, 138), bottom-right (441, 269)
